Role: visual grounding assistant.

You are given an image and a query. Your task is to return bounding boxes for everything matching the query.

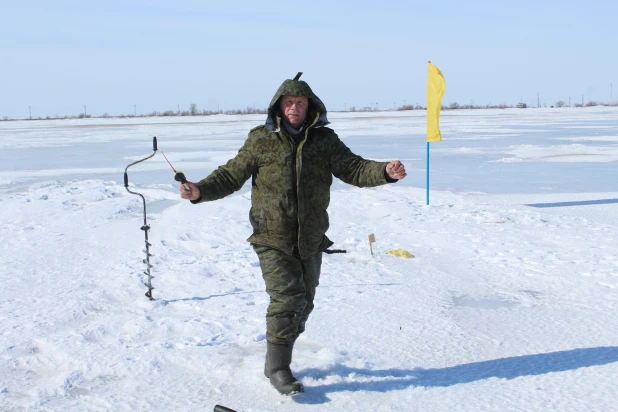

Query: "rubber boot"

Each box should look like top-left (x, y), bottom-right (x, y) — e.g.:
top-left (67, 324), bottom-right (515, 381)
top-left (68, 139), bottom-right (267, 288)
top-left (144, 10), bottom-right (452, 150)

top-left (265, 341), bottom-right (304, 395)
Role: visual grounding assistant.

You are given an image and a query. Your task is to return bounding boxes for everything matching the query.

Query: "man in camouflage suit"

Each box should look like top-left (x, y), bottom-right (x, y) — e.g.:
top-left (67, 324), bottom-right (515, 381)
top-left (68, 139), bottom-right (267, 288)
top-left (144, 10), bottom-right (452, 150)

top-left (180, 74), bottom-right (407, 395)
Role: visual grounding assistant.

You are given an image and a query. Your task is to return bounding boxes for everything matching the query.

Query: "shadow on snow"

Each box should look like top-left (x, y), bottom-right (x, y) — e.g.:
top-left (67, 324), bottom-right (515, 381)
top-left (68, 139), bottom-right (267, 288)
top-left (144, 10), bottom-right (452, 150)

top-left (525, 198), bottom-right (618, 208)
top-left (163, 290), bottom-right (263, 304)
top-left (162, 284), bottom-right (400, 304)
top-left (293, 346), bottom-right (618, 405)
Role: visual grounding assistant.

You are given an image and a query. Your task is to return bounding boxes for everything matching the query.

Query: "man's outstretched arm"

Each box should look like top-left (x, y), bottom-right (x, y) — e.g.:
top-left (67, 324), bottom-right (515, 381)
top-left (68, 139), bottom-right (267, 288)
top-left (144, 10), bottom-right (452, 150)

top-left (179, 138), bottom-right (257, 203)
top-left (329, 132), bottom-right (406, 186)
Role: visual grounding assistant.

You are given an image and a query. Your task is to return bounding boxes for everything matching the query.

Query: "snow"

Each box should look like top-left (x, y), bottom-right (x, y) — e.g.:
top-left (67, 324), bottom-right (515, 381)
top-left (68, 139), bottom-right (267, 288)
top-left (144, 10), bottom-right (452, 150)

top-left (1, 107), bottom-right (617, 411)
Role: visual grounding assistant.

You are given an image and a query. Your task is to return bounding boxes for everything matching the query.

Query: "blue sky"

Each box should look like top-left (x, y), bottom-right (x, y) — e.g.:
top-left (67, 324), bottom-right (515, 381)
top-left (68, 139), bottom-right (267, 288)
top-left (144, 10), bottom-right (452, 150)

top-left (2, 0), bottom-right (617, 118)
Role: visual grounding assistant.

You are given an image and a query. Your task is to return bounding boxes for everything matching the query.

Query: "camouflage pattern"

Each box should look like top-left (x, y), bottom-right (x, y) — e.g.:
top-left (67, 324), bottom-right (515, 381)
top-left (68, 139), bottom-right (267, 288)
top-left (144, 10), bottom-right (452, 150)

top-left (253, 244), bottom-right (321, 343)
top-left (193, 76), bottom-right (394, 258)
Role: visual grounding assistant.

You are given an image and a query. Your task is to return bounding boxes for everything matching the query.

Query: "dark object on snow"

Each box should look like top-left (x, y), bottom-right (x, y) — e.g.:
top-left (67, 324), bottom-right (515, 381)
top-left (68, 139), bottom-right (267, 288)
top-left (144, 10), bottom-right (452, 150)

top-left (214, 406), bottom-right (237, 412)
top-left (124, 136), bottom-right (158, 300)
top-left (324, 249), bottom-right (347, 254)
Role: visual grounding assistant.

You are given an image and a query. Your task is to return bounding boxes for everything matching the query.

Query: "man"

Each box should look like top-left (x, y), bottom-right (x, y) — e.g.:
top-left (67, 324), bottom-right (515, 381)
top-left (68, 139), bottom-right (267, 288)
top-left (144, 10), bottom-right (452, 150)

top-left (180, 73), bottom-right (406, 395)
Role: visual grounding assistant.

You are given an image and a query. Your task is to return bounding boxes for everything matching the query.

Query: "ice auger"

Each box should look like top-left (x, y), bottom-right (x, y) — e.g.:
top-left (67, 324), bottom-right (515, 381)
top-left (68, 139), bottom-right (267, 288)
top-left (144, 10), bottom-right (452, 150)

top-left (124, 136), bottom-right (158, 300)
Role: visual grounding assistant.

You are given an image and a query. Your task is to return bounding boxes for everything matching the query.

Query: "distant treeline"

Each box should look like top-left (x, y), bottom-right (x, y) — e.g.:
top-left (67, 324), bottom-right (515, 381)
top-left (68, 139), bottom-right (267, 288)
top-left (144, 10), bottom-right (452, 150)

top-left (3, 100), bottom-right (618, 121)
top-left (390, 100), bottom-right (618, 112)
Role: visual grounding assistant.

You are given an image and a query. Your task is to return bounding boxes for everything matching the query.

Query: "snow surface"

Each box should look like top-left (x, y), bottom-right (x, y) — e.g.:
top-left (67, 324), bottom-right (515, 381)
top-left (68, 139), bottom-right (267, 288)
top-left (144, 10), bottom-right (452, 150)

top-left (1, 107), bottom-right (617, 411)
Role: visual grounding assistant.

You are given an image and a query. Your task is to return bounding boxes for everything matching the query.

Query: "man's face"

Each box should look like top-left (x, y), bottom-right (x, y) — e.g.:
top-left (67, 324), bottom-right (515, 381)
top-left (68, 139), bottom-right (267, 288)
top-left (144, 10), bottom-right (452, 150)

top-left (279, 95), bottom-right (309, 128)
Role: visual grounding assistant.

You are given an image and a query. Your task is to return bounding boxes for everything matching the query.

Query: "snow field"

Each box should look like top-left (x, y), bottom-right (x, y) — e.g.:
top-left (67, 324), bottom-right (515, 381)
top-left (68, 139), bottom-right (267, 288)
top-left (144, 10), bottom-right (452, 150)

top-left (1, 108), bottom-right (617, 411)
top-left (1, 178), bottom-right (617, 411)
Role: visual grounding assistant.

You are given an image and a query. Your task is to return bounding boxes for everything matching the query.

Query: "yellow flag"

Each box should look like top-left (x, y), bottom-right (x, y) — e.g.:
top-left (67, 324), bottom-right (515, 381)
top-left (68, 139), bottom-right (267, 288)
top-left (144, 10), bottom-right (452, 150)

top-left (427, 61), bottom-right (446, 142)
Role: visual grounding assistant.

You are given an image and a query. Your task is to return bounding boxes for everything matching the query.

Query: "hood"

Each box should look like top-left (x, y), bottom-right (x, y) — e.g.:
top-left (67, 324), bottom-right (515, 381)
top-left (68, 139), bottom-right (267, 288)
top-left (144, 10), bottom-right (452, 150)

top-left (265, 73), bottom-right (330, 132)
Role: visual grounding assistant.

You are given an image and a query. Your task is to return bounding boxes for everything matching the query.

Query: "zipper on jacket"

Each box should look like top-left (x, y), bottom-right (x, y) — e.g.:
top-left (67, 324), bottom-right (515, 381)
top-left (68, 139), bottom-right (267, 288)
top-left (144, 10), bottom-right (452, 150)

top-left (281, 112), bottom-right (319, 255)
top-left (290, 140), bottom-right (299, 243)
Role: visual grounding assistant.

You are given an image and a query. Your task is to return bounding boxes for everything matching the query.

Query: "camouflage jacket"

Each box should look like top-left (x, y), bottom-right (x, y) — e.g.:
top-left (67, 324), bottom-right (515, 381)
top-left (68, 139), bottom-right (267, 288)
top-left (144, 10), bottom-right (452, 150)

top-left (193, 77), bottom-right (395, 258)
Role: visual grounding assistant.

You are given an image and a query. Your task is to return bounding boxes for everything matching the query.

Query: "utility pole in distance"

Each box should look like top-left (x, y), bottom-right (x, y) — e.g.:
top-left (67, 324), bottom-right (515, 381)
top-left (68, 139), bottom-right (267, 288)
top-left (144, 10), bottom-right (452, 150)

top-left (84, 105), bottom-right (87, 116)
top-left (134, 104), bottom-right (137, 116)
top-left (29, 106), bottom-right (32, 119)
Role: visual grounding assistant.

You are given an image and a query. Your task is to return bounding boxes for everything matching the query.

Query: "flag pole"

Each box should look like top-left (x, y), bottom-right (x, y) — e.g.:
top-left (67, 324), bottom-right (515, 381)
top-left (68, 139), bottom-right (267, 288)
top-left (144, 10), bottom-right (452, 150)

top-left (426, 61), bottom-right (445, 206)
top-left (426, 142), bottom-right (430, 205)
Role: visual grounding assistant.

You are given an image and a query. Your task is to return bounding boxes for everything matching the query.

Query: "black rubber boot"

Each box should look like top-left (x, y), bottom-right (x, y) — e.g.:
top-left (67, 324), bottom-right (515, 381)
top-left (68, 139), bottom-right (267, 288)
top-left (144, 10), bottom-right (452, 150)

top-left (265, 341), bottom-right (304, 395)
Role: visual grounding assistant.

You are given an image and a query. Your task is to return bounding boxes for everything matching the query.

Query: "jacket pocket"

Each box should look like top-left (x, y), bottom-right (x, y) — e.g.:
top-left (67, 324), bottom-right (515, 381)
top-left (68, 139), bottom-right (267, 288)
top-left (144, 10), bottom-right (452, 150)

top-left (250, 194), bottom-right (295, 237)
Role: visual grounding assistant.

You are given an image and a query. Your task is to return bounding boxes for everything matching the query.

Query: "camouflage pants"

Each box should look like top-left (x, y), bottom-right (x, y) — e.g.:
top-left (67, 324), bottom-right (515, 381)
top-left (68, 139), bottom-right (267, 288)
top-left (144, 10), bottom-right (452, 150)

top-left (253, 244), bottom-right (322, 344)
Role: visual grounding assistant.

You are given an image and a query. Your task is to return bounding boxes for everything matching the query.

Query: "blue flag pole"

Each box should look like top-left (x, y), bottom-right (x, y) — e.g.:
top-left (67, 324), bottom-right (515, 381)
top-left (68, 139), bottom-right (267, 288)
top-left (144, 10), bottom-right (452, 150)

top-left (426, 142), bottom-right (430, 205)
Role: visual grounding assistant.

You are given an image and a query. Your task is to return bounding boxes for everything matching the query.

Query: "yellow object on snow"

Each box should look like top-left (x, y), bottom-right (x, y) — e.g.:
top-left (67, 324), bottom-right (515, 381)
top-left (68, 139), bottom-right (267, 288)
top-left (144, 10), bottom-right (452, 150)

top-left (386, 248), bottom-right (415, 259)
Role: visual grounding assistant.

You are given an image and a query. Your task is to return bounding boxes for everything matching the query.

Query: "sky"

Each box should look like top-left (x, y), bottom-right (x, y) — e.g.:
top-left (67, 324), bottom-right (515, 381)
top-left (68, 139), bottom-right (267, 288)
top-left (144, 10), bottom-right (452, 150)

top-left (2, 0), bottom-right (618, 119)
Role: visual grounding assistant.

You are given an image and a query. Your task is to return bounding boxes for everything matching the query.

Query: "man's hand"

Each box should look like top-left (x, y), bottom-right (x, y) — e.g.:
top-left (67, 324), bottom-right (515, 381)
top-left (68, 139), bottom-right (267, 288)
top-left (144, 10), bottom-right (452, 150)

top-left (180, 181), bottom-right (201, 201)
top-left (386, 160), bottom-right (406, 180)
